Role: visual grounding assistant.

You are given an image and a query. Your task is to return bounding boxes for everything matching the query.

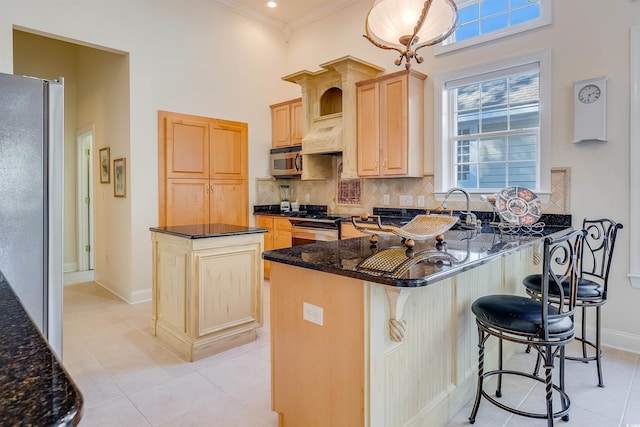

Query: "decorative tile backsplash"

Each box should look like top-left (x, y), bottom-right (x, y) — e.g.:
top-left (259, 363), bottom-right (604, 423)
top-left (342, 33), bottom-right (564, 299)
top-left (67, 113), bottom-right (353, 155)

top-left (255, 156), bottom-right (571, 215)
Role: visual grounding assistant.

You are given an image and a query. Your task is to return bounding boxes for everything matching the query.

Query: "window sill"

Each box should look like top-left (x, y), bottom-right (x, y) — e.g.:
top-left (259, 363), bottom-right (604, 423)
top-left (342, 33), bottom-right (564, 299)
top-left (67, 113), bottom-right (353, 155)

top-left (433, 190), bottom-right (551, 207)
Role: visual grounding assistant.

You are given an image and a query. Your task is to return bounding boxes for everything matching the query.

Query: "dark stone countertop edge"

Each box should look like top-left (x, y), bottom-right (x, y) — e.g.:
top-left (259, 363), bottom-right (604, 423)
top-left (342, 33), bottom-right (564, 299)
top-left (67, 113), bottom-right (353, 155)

top-left (150, 224), bottom-right (267, 239)
top-left (263, 226), bottom-right (572, 288)
top-left (0, 272), bottom-right (83, 426)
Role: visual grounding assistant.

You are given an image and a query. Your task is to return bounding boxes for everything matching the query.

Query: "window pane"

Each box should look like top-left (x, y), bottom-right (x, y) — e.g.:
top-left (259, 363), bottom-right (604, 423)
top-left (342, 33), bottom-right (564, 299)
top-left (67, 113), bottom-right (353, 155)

top-left (455, 22), bottom-right (480, 42)
top-left (457, 84), bottom-right (480, 111)
top-left (458, 4), bottom-right (479, 24)
top-left (509, 73), bottom-right (539, 104)
top-left (510, 102), bottom-right (539, 129)
top-left (508, 161), bottom-right (536, 188)
top-left (457, 164), bottom-right (478, 188)
top-left (510, 0), bottom-right (531, 7)
top-left (479, 163), bottom-right (506, 188)
top-left (508, 134), bottom-right (536, 161)
top-left (482, 13), bottom-right (509, 33)
top-left (457, 110), bottom-right (480, 135)
top-left (479, 137), bottom-right (505, 162)
top-left (456, 139), bottom-right (478, 163)
top-left (511, 4), bottom-right (540, 25)
top-left (481, 0), bottom-right (508, 17)
top-left (481, 106), bottom-right (508, 132)
top-left (481, 79), bottom-right (507, 107)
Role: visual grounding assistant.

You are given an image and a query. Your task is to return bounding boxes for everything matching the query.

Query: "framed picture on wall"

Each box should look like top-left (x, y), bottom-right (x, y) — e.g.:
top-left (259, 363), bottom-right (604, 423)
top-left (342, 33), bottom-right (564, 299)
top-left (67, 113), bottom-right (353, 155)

top-left (99, 147), bottom-right (110, 183)
top-left (113, 157), bottom-right (126, 198)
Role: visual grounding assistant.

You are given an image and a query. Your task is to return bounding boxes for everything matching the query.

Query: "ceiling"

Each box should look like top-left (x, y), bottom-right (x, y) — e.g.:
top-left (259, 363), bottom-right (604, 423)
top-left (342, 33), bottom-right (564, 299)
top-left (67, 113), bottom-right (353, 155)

top-left (203, 0), bottom-right (361, 31)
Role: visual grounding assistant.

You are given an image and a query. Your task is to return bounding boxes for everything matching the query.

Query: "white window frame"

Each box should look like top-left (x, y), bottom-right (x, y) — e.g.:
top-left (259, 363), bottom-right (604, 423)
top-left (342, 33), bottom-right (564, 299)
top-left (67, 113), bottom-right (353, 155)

top-left (433, 49), bottom-right (552, 204)
top-left (434, 0), bottom-right (553, 56)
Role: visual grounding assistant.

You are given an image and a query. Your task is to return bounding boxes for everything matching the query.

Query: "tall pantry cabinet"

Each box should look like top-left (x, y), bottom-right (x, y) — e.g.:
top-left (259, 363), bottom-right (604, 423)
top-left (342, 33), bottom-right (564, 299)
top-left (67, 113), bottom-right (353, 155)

top-left (158, 111), bottom-right (248, 227)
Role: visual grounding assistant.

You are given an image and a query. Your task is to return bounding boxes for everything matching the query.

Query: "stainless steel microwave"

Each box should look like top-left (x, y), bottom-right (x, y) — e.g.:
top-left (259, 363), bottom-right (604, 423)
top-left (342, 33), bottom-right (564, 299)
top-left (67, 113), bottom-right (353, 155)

top-left (270, 146), bottom-right (302, 177)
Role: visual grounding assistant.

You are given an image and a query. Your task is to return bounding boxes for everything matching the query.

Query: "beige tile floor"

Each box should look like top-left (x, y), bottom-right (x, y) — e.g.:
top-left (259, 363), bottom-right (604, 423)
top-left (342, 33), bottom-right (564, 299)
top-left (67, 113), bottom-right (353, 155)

top-left (63, 275), bottom-right (640, 427)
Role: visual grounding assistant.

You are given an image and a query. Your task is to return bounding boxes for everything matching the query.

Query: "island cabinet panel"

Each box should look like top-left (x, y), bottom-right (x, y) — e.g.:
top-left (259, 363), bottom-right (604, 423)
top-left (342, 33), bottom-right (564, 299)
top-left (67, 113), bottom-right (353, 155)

top-left (151, 231), bottom-right (263, 361)
top-left (197, 246), bottom-right (260, 336)
top-left (270, 247), bottom-right (535, 426)
top-left (270, 264), bottom-right (365, 427)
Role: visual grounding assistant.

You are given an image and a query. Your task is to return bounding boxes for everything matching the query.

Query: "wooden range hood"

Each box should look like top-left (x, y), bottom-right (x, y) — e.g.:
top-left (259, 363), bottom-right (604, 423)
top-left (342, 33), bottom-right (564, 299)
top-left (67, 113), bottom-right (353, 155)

top-left (282, 56), bottom-right (384, 180)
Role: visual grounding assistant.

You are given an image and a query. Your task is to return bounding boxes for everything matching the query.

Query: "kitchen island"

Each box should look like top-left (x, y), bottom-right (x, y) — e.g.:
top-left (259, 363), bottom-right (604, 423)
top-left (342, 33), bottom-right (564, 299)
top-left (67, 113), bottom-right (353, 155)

top-left (150, 223), bottom-right (266, 361)
top-left (263, 224), bottom-right (570, 427)
top-left (0, 272), bottom-right (83, 426)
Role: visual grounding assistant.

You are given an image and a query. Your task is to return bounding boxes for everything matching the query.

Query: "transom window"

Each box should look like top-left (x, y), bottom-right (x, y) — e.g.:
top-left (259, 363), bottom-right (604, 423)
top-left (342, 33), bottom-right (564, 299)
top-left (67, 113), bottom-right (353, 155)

top-left (435, 0), bottom-right (551, 55)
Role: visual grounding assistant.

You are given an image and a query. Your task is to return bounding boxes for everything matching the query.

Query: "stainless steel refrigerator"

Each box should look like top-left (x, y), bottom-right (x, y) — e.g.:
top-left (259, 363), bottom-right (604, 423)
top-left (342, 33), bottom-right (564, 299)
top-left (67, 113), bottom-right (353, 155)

top-left (0, 72), bottom-right (64, 357)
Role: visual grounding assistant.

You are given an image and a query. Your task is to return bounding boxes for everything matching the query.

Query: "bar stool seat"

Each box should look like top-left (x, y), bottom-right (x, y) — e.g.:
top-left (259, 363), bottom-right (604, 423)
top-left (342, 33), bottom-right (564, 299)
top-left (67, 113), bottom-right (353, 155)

top-left (469, 229), bottom-right (586, 427)
top-left (473, 294), bottom-right (574, 335)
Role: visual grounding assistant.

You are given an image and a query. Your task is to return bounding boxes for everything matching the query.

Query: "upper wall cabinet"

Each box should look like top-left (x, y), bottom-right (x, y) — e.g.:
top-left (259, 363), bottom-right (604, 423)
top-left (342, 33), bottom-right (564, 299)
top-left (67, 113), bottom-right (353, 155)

top-left (270, 98), bottom-right (303, 148)
top-left (356, 70), bottom-right (425, 178)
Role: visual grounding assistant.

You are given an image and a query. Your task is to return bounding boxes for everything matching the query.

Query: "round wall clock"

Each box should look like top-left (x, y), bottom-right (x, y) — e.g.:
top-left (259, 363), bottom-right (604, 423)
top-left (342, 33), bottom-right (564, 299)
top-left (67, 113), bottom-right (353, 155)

top-left (573, 77), bottom-right (607, 142)
top-left (578, 84), bottom-right (601, 104)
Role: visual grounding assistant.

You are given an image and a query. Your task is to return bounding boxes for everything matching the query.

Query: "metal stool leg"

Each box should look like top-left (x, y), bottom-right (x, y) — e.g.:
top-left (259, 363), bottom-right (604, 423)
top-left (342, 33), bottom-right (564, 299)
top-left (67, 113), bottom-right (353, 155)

top-left (581, 306), bottom-right (588, 361)
top-left (469, 328), bottom-right (486, 424)
top-left (596, 305), bottom-right (604, 387)
top-left (543, 345), bottom-right (554, 427)
top-left (496, 338), bottom-right (503, 398)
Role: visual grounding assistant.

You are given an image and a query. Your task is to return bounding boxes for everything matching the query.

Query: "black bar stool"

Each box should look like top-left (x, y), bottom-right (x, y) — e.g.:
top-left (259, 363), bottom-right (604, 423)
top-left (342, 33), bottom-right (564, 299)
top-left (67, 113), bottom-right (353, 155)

top-left (523, 218), bottom-right (623, 387)
top-left (469, 229), bottom-right (586, 427)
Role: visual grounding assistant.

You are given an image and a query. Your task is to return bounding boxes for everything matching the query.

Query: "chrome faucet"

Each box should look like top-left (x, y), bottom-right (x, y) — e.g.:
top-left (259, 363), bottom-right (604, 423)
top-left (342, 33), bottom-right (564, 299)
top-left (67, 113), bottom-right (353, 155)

top-left (442, 187), bottom-right (479, 229)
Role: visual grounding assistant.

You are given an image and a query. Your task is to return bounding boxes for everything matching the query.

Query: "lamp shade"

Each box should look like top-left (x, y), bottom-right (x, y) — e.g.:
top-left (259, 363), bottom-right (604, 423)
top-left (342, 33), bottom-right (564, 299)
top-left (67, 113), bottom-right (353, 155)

top-left (366, 0), bottom-right (457, 49)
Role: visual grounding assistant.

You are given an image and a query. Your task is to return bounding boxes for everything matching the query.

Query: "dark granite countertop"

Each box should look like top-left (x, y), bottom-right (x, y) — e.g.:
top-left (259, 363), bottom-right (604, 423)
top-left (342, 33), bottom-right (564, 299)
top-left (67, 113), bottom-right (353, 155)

top-left (0, 272), bottom-right (83, 426)
top-left (150, 223), bottom-right (267, 239)
top-left (263, 225), bottom-right (571, 287)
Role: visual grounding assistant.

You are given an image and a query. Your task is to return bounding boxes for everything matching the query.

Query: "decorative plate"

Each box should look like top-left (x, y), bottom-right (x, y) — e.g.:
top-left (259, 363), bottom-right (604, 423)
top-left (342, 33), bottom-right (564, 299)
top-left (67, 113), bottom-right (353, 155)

top-left (494, 186), bottom-right (542, 225)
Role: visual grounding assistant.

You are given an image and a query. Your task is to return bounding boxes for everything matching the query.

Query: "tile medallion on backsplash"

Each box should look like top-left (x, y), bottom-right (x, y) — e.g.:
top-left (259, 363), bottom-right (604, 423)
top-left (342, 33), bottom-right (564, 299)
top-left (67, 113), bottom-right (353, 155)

top-left (337, 162), bottom-right (361, 205)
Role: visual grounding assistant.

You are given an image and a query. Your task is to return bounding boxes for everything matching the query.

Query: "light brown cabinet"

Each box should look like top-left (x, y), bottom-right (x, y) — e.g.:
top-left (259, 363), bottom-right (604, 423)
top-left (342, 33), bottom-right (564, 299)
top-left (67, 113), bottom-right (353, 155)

top-left (159, 111), bottom-right (248, 227)
top-left (340, 221), bottom-right (368, 239)
top-left (271, 98), bottom-right (303, 148)
top-left (356, 69), bottom-right (426, 178)
top-left (255, 215), bottom-right (292, 279)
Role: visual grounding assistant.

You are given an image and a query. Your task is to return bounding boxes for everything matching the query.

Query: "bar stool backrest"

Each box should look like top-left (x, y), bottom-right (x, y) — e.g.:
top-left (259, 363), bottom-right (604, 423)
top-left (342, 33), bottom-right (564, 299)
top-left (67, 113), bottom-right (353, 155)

top-left (541, 229), bottom-right (586, 341)
top-left (581, 218), bottom-right (623, 300)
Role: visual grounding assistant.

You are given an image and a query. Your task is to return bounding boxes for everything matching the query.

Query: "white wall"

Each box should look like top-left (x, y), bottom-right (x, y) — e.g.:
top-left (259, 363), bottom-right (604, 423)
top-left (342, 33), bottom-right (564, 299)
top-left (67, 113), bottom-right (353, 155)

top-left (287, 0), bottom-right (640, 348)
top-left (0, 0), bottom-right (291, 302)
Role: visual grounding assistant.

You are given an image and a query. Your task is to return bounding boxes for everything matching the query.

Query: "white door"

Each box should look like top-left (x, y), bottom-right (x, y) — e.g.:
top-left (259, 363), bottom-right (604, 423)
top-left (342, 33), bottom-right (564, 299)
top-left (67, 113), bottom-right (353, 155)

top-left (77, 129), bottom-right (95, 271)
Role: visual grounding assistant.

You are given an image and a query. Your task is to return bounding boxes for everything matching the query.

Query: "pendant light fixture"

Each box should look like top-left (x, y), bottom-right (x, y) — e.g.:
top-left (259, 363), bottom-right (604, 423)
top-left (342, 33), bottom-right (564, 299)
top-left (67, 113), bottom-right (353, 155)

top-left (364, 0), bottom-right (458, 69)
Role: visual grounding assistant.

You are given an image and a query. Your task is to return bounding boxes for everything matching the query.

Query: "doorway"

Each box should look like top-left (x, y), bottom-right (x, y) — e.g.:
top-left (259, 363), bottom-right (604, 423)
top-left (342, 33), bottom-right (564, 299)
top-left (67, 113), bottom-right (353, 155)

top-left (77, 128), bottom-right (94, 272)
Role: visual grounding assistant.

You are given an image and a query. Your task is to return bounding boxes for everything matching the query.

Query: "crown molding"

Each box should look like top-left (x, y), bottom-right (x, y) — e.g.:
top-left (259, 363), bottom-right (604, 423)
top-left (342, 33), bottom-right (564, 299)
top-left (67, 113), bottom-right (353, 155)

top-left (202, 0), bottom-right (359, 33)
top-left (202, 0), bottom-right (285, 31)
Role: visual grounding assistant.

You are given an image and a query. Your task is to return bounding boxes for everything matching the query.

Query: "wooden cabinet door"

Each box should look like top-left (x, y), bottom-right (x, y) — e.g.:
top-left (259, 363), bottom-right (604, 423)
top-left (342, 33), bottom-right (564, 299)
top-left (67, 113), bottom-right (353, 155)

top-left (290, 99), bottom-right (303, 146)
top-left (256, 216), bottom-right (274, 278)
top-left (166, 179), bottom-right (209, 226)
top-left (380, 73), bottom-right (408, 176)
top-left (209, 180), bottom-right (248, 226)
top-left (163, 114), bottom-right (210, 179)
top-left (357, 81), bottom-right (380, 176)
top-left (271, 103), bottom-right (291, 148)
top-left (210, 121), bottom-right (247, 180)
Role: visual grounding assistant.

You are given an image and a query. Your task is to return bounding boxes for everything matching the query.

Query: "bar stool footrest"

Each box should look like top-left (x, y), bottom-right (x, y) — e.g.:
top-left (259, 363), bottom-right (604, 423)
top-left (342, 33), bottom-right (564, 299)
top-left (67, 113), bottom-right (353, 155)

top-left (479, 369), bottom-right (571, 421)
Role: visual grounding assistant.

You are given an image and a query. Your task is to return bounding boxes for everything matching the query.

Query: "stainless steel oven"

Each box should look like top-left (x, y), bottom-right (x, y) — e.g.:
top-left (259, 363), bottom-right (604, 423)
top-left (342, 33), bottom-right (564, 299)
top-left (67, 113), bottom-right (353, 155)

top-left (270, 146), bottom-right (302, 178)
top-left (291, 220), bottom-right (339, 246)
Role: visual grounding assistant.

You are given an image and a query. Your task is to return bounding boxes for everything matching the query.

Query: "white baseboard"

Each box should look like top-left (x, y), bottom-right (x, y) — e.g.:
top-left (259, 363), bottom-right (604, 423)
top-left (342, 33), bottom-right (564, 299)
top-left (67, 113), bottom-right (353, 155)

top-left (64, 262), bottom-right (78, 273)
top-left (93, 272), bottom-right (151, 304)
top-left (576, 321), bottom-right (640, 354)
